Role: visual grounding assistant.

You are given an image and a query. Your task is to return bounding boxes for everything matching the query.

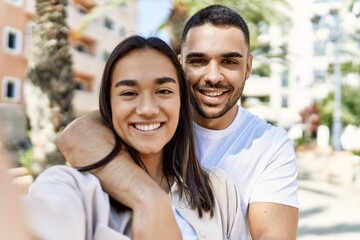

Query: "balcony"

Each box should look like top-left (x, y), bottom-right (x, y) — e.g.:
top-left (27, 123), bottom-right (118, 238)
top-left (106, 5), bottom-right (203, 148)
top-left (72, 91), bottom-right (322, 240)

top-left (72, 89), bottom-right (98, 116)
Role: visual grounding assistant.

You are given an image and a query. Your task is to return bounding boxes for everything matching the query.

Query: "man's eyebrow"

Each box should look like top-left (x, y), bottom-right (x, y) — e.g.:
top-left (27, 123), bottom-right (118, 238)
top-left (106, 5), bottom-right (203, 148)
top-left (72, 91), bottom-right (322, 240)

top-left (115, 79), bottom-right (137, 88)
top-left (186, 52), bottom-right (243, 59)
top-left (185, 52), bottom-right (204, 59)
top-left (222, 52), bottom-right (243, 58)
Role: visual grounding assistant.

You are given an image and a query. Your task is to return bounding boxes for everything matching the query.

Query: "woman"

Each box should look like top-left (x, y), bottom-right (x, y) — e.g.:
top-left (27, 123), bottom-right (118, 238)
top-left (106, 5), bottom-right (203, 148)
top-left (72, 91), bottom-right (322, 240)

top-left (26, 36), bottom-right (246, 239)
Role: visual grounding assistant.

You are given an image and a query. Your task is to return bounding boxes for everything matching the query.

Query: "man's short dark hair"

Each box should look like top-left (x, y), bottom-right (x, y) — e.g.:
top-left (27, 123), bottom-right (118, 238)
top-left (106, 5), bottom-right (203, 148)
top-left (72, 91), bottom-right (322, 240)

top-left (181, 4), bottom-right (250, 48)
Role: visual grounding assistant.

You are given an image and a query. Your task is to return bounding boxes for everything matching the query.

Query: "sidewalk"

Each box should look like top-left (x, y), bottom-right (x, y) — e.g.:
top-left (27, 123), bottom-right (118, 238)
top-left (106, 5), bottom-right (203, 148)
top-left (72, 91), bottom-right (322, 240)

top-left (297, 149), bottom-right (360, 239)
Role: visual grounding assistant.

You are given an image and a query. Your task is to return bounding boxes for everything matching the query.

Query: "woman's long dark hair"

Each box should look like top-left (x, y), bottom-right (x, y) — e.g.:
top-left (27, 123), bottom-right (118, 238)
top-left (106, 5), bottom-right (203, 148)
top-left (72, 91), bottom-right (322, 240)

top-left (77, 35), bottom-right (215, 217)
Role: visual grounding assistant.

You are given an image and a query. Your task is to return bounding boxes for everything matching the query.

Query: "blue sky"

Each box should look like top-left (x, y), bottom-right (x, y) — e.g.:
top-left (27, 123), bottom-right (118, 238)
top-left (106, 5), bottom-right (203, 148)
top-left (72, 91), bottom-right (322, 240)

top-left (138, 0), bottom-right (172, 42)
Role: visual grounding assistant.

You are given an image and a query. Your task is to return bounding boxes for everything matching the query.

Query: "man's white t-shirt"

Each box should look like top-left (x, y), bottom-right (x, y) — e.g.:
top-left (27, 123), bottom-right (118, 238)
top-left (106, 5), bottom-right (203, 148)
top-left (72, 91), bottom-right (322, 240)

top-left (193, 105), bottom-right (299, 217)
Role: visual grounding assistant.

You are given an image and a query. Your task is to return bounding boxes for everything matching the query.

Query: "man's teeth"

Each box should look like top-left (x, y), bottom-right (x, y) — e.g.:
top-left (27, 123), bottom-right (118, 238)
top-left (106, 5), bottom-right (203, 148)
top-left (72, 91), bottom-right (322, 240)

top-left (134, 123), bottom-right (161, 131)
top-left (204, 91), bottom-right (222, 97)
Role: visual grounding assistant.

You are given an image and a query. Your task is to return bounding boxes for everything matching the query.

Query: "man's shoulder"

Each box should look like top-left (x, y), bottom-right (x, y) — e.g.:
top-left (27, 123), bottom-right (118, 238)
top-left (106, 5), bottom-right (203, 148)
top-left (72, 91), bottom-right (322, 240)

top-left (240, 107), bottom-right (288, 137)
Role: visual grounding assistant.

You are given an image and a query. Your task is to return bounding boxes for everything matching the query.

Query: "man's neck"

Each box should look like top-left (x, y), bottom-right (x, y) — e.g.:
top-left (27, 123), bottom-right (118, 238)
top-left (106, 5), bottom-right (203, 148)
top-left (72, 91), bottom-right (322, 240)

top-left (193, 105), bottom-right (238, 130)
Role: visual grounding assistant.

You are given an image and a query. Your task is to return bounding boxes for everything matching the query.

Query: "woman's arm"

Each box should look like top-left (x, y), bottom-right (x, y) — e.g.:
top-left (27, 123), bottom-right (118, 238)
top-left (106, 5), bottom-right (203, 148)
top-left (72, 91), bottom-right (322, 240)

top-left (0, 135), bottom-right (34, 240)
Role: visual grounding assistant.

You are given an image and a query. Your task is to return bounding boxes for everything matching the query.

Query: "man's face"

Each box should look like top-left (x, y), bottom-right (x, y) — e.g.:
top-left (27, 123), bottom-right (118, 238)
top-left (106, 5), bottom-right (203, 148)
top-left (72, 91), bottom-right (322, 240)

top-left (180, 24), bottom-right (252, 129)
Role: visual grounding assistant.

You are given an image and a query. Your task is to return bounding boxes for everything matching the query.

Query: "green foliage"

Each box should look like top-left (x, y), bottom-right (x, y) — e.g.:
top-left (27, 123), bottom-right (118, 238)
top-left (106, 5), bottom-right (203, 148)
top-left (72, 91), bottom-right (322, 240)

top-left (353, 150), bottom-right (360, 156)
top-left (252, 63), bottom-right (271, 77)
top-left (328, 61), bottom-right (360, 75)
top-left (293, 135), bottom-right (306, 148)
top-left (319, 84), bottom-right (360, 128)
top-left (17, 147), bottom-right (34, 169)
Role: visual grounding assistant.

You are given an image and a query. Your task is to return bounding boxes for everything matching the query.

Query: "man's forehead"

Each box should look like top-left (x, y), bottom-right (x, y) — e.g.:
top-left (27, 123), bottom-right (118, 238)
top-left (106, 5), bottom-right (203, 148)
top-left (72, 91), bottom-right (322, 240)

top-left (183, 24), bottom-right (246, 51)
top-left (182, 24), bottom-right (247, 52)
top-left (185, 24), bottom-right (245, 40)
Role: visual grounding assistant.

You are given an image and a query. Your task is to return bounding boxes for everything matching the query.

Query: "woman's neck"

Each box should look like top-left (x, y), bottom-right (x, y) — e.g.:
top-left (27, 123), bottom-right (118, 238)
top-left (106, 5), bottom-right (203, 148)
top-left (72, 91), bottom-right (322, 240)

top-left (140, 153), bottom-right (170, 192)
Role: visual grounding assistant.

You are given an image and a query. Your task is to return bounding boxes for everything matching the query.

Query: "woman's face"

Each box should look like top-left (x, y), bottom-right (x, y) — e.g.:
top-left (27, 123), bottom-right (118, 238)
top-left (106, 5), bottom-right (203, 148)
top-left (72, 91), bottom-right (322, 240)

top-left (110, 48), bottom-right (181, 159)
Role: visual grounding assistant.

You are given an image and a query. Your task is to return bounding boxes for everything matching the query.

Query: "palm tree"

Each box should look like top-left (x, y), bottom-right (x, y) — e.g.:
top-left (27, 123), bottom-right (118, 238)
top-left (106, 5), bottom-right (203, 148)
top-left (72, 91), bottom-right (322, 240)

top-left (25, 0), bottom-right (75, 173)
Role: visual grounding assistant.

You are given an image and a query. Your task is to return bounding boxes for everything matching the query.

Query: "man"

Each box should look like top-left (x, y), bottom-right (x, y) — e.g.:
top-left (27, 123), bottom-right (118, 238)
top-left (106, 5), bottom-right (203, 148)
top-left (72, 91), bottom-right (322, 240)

top-left (58, 5), bottom-right (298, 239)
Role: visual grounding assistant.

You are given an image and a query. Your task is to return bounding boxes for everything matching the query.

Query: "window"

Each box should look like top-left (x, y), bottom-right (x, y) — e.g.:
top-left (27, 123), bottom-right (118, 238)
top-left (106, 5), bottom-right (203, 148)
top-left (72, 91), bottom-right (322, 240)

top-left (2, 77), bottom-right (20, 101)
top-left (75, 44), bottom-right (87, 53)
top-left (104, 17), bottom-right (114, 30)
top-left (281, 69), bottom-right (289, 87)
top-left (314, 0), bottom-right (338, 3)
top-left (313, 69), bottom-right (326, 83)
top-left (102, 51), bottom-right (111, 61)
top-left (119, 27), bottom-right (126, 37)
top-left (77, 7), bottom-right (88, 14)
top-left (281, 95), bottom-right (289, 108)
top-left (75, 82), bottom-right (86, 91)
top-left (3, 26), bottom-right (22, 54)
top-left (74, 74), bottom-right (94, 92)
top-left (314, 41), bottom-right (326, 56)
top-left (311, 15), bottom-right (321, 31)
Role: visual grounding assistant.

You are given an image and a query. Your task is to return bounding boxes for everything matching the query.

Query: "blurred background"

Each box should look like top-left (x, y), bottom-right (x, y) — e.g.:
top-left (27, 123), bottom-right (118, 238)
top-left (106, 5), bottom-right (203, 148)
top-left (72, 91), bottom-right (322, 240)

top-left (0, 0), bottom-right (360, 239)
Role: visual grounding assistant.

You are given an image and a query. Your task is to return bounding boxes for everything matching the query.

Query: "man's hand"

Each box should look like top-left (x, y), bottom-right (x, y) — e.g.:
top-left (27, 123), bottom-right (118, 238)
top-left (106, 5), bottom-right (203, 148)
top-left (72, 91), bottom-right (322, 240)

top-left (248, 202), bottom-right (299, 240)
top-left (57, 111), bottom-right (115, 167)
top-left (56, 111), bottom-right (181, 239)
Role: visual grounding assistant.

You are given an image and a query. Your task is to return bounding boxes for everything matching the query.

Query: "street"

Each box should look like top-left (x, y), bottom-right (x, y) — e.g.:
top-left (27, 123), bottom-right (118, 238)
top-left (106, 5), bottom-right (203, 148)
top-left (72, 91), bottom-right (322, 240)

top-left (297, 150), bottom-right (360, 239)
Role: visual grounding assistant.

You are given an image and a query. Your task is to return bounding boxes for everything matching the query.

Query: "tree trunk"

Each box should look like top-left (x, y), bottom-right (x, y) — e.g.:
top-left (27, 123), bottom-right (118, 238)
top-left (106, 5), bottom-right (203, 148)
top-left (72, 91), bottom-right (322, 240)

top-left (25, 0), bottom-right (75, 173)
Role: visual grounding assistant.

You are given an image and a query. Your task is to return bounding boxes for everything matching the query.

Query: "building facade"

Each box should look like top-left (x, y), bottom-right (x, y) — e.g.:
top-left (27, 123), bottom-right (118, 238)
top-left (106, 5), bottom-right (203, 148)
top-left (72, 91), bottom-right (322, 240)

top-left (0, 0), bottom-right (138, 143)
top-left (243, 0), bottom-right (360, 129)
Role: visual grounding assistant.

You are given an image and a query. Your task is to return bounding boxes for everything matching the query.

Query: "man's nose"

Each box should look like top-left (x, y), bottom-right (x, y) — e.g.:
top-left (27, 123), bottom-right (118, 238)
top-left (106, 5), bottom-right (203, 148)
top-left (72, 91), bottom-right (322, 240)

top-left (136, 94), bottom-right (159, 117)
top-left (204, 61), bottom-right (224, 85)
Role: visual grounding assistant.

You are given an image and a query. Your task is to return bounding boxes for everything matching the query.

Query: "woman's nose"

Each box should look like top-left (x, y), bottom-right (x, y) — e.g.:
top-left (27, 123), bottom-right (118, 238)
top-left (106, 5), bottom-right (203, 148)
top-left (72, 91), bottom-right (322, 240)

top-left (136, 94), bottom-right (159, 117)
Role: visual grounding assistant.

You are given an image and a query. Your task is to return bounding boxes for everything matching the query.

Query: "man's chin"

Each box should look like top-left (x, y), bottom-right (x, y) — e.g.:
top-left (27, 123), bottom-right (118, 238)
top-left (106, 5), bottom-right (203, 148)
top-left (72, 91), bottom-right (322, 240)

top-left (194, 106), bottom-right (227, 119)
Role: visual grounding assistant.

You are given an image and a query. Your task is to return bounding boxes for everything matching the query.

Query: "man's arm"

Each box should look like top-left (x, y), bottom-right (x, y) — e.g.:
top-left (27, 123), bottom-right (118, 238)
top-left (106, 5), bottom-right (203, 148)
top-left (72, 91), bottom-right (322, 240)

top-left (248, 129), bottom-right (299, 240)
top-left (248, 202), bottom-right (299, 240)
top-left (56, 111), bottom-right (181, 240)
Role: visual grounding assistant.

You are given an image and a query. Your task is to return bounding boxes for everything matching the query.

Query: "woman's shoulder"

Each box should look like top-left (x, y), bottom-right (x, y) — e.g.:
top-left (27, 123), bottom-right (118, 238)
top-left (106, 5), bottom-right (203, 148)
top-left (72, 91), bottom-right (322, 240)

top-left (31, 165), bottom-right (100, 191)
top-left (206, 167), bottom-right (234, 185)
top-left (206, 167), bottom-right (239, 200)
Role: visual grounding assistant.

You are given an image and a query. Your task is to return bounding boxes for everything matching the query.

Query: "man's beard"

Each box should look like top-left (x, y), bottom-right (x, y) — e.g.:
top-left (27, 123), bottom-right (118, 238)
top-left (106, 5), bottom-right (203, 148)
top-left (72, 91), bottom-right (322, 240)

top-left (190, 86), bottom-right (243, 119)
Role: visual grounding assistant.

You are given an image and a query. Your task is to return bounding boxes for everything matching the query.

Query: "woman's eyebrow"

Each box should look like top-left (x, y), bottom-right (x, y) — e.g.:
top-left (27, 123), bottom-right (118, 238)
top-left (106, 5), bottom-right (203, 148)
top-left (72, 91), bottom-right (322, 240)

top-left (114, 77), bottom-right (176, 88)
top-left (115, 79), bottom-right (137, 88)
top-left (155, 77), bottom-right (177, 85)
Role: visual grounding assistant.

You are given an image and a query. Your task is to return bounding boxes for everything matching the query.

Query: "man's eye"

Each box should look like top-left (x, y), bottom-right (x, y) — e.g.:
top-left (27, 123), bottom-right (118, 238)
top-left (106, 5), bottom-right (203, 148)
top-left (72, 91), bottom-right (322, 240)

top-left (223, 59), bottom-right (237, 64)
top-left (188, 59), bottom-right (206, 65)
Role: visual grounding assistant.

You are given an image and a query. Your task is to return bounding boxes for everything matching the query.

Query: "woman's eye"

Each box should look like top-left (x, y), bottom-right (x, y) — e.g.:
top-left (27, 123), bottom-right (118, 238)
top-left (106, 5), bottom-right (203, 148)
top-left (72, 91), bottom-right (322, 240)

top-left (158, 89), bottom-right (173, 94)
top-left (120, 91), bottom-right (137, 96)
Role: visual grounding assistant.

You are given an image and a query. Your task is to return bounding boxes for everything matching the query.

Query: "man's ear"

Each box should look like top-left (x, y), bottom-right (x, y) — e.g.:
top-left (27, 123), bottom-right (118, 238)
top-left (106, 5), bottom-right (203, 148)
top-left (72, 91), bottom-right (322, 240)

top-left (245, 54), bottom-right (253, 80)
top-left (177, 54), bottom-right (182, 65)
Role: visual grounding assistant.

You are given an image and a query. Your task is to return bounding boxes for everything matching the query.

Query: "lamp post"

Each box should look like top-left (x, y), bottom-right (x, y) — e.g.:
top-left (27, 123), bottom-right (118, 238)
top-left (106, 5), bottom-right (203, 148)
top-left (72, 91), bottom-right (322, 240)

top-left (329, 10), bottom-right (342, 151)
